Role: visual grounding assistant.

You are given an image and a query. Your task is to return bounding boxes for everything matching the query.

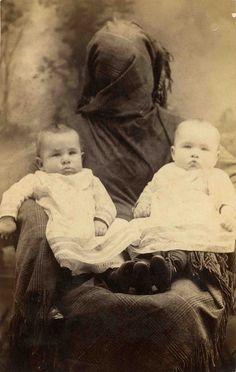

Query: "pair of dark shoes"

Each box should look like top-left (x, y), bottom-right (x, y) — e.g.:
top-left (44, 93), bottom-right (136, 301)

top-left (106, 261), bottom-right (151, 294)
top-left (107, 261), bottom-right (135, 293)
top-left (107, 255), bottom-right (172, 295)
top-left (132, 255), bottom-right (172, 294)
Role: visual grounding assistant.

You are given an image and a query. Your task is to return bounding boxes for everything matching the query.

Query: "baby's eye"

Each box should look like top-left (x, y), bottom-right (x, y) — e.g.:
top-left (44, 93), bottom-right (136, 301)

top-left (52, 153), bottom-right (60, 157)
top-left (201, 147), bottom-right (209, 151)
top-left (183, 144), bottom-right (192, 149)
top-left (69, 150), bottom-right (78, 155)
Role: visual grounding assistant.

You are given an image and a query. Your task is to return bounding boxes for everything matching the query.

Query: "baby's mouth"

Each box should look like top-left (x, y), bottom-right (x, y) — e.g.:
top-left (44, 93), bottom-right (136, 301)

top-left (188, 160), bottom-right (200, 168)
top-left (62, 167), bottom-right (74, 174)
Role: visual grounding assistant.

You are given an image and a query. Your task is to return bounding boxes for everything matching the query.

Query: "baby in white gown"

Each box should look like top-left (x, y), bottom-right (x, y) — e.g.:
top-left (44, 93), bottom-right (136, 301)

top-left (129, 119), bottom-right (236, 293)
top-left (0, 124), bottom-right (136, 276)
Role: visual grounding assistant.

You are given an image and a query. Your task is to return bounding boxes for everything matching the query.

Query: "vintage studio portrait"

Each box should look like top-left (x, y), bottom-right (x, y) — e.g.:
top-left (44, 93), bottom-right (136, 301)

top-left (0, 0), bottom-right (236, 371)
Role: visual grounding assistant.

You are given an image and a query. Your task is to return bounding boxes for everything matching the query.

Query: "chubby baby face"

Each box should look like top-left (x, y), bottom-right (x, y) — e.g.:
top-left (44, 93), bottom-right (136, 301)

top-left (38, 130), bottom-right (83, 175)
top-left (171, 121), bottom-right (220, 171)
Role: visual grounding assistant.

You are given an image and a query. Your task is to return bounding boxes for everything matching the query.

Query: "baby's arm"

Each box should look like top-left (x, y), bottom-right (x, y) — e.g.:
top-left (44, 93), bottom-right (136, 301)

top-left (94, 219), bottom-right (108, 236)
top-left (133, 173), bottom-right (160, 218)
top-left (0, 174), bottom-right (36, 238)
top-left (133, 201), bottom-right (151, 218)
top-left (210, 169), bottom-right (236, 232)
top-left (0, 217), bottom-right (17, 239)
top-left (92, 176), bottom-right (116, 236)
top-left (219, 205), bottom-right (236, 232)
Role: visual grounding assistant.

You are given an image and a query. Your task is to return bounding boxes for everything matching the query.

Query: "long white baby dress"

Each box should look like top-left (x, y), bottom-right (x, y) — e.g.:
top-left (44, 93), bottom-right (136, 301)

top-left (0, 169), bottom-right (137, 274)
top-left (129, 163), bottom-right (236, 256)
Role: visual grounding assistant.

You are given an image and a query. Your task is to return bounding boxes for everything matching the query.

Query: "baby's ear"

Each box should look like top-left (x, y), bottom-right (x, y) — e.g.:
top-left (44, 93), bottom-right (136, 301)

top-left (35, 157), bottom-right (43, 170)
top-left (81, 151), bottom-right (85, 165)
top-left (213, 149), bottom-right (220, 167)
top-left (215, 149), bottom-right (220, 166)
top-left (170, 146), bottom-right (175, 161)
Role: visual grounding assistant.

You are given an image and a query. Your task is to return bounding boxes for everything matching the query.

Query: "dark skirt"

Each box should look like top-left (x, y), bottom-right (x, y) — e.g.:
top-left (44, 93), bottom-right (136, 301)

top-left (10, 200), bottom-right (234, 372)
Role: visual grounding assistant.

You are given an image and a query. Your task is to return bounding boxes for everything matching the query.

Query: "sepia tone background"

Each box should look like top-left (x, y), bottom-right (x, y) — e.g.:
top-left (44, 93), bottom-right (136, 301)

top-left (0, 0), bottom-right (236, 194)
top-left (0, 0), bottom-right (236, 368)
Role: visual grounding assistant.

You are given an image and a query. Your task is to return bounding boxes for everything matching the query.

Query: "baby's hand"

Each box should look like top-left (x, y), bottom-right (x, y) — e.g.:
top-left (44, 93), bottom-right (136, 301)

top-left (0, 217), bottom-right (17, 239)
top-left (220, 206), bottom-right (236, 232)
top-left (133, 203), bottom-right (151, 218)
top-left (94, 220), bottom-right (108, 236)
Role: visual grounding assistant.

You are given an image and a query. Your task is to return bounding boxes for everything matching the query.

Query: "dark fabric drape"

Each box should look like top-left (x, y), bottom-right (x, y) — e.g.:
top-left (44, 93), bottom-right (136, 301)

top-left (75, 20), bottom-right (176, 219)
top-left (77, 20), bottom-right (172, 116)
top-left (76, 106), bottom-right (180, 220)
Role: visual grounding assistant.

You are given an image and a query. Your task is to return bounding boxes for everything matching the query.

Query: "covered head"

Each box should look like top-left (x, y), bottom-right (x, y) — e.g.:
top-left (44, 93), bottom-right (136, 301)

top-left (75, 20), bottom-right (178, 220)
top-left (77, 19), bottom-right (172, 117)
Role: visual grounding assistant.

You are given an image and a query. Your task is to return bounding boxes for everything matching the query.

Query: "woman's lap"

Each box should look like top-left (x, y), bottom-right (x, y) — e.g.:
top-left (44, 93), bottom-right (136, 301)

top-left (58, 277), bottom-right (225, 372)
top-left (15, 200), bottom-right (58, 309)
top-left (14, 200), bottom-right (227, 372)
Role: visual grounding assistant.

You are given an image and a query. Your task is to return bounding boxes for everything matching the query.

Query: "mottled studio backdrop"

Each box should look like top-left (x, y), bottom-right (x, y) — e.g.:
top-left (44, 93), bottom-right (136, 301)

top-left (0, 0), bottom-right (236, 196)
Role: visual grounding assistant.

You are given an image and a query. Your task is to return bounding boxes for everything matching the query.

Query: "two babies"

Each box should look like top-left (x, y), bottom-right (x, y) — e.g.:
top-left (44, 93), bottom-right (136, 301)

top-left (0, 120), bottom-right (235, 294)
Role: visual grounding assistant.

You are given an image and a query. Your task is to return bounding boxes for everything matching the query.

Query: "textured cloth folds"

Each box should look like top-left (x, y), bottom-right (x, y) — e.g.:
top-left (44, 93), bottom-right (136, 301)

top-left (11, 201), bottom-right (234, 372)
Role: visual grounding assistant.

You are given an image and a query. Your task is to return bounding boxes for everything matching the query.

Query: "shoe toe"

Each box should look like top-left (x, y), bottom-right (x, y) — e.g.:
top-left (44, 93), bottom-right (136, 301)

top-left (150, 255), bottom-right (171, 292)
top-left (133, 262), bottom-right (152, 295)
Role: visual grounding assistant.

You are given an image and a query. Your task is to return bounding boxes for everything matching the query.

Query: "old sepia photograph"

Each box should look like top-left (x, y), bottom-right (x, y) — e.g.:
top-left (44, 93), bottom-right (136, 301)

top-left (0, 1), bottom-right (236, 371)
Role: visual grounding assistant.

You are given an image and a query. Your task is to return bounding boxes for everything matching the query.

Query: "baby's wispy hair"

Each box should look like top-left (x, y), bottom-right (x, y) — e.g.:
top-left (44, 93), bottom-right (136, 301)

top-left (36, 123), bottom-right (81, 157)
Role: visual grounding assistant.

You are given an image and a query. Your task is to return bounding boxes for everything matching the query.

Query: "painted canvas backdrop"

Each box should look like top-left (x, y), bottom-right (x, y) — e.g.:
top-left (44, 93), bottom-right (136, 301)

top-left (0, 0), bottom-right (236, 195)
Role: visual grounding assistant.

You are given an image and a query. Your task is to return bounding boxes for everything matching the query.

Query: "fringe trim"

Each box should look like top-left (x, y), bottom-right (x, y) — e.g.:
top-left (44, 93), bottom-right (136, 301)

top-left (178, 251), bottom-right (235, 372)
top-left (173, 340), bottom-right (218, 372)
top-left (173, 305), bottom-right (229, 372)
top-left (189, 252), bottom-right (234, 314)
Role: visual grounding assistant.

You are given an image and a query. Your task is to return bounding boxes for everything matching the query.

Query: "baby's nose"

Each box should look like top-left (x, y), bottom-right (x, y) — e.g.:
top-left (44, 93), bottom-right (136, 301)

top-left (191, 153), bottom-right (199, 158)
top-left (61, 155), bottom-right (70, 163)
